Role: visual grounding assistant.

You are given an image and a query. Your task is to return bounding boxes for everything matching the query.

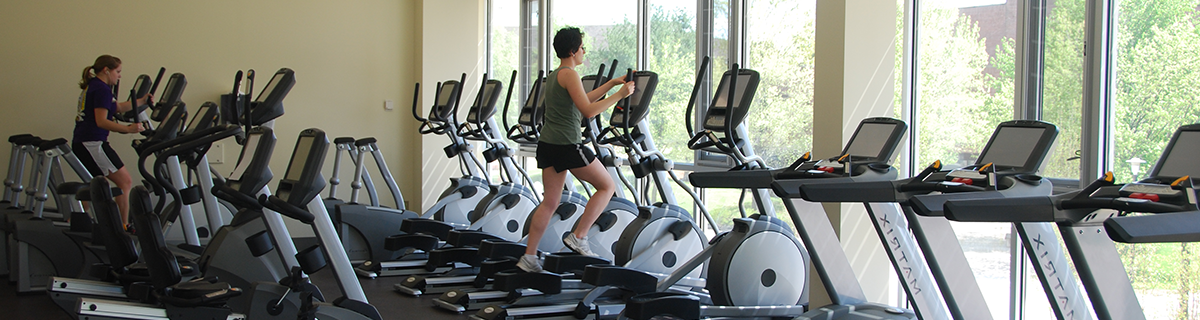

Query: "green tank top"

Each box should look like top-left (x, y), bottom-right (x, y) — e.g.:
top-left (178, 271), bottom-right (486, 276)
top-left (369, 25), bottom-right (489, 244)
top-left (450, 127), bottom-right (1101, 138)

top-left (540, 66), bottom-right (582, 145)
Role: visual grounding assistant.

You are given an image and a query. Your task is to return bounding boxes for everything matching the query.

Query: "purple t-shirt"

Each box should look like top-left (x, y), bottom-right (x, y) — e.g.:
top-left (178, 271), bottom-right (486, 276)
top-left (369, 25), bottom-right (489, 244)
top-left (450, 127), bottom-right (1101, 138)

top-left (74, 77), bottom-right (116, 142)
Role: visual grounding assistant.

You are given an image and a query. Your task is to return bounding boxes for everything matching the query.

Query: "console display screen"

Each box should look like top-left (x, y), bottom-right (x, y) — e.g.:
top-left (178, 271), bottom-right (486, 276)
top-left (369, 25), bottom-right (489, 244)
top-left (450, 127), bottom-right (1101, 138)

top-left (285, 136), bottom-right (313, 181)
top-left (184, 105), bottom-right (209, 134)
top-left (436, 83), bottom-right (458, 108)
top-left (977, 126), bottom-right (1048, 169)
top-left (844, 123), bottom-right (899, 159)
top-left (712, 73), bottom-right (753, 109)
top-left (230, 133), bottom-right (262, 179)
top-left (255, 73), bottom-right (283, 103)
top-left (1154, 130), bottom-right (1200, 178)
top-left (159, 78), bottom-right (178, 105)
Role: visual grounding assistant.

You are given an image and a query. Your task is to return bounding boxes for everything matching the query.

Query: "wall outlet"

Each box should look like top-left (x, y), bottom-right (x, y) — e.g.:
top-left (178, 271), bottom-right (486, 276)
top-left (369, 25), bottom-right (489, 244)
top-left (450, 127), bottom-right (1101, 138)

top-left (384, 99), bottom-right (395, 110)
top-left (210, 142), bottom-right (224, 164)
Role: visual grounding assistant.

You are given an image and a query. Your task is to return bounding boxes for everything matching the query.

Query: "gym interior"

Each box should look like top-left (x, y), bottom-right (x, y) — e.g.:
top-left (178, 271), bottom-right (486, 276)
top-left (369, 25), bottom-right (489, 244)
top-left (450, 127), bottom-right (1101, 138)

top-left (1, 0), bottom-right (1196, 319)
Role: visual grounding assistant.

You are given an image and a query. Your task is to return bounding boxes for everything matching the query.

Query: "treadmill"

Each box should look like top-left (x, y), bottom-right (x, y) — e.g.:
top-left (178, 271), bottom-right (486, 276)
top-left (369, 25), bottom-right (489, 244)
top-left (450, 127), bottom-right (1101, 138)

top-left (1104, 124), bottom-right (1200, 245)
top-left (641, 117), bottom-right (916, 320)
top-left (944, 122), bottom-right (1200, 320)
top-left (798, 120), bottom-right (1067, 320)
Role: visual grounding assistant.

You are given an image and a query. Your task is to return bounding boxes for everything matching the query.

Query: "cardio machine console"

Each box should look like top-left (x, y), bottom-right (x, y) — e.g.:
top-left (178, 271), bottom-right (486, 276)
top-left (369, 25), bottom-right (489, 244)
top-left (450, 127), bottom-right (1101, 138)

top-left (932, 120), bottom-right (1057, 189)
top-left (778, 117), bottom-right (906, 179)
top-left (1117, 183), bottom-right (1184, 202)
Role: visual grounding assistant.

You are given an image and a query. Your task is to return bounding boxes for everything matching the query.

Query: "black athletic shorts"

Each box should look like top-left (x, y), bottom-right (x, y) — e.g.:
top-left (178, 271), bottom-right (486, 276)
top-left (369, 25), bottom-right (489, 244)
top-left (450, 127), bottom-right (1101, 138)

top-left (536, 142), bottom-right (596, 173)
top-left (72, 141), bottom-right (124, 177)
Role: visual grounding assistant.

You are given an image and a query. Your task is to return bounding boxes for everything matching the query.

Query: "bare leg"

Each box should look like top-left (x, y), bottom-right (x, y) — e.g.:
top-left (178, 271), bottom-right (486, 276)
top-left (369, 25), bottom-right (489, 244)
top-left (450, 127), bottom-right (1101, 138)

top-left (524, 167), bottom-right (568, 256)
top-left (568, 160), bottom-right (615, 239)
top-left (106, 167), bottom-right (134, 227)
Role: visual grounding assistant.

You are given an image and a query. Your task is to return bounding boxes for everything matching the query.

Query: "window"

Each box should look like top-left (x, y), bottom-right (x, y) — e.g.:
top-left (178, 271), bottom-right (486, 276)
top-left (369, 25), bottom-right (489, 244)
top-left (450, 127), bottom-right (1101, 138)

top-left (492, 0), bottom-right (523, 133)
top-left (745, 0), bottom-right (816, 168)
top-left (913, 1), bottom-right (1018, 318)
top-left (1039, 0), bottom-right (1086, 181)
top-left (646, 0), bottom-right (698, 164)
top-left (1112, 1), bottom-right (1200, 319)
top-left (550, 0), bottom-right (637, 74)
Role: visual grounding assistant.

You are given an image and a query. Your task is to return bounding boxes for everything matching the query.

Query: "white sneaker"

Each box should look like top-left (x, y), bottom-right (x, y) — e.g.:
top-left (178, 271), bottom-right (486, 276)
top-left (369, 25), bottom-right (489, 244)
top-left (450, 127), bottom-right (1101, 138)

top-left (516, 254), bottom-right (543, 273)
top-left (563, 234), bottom-right (598, 257)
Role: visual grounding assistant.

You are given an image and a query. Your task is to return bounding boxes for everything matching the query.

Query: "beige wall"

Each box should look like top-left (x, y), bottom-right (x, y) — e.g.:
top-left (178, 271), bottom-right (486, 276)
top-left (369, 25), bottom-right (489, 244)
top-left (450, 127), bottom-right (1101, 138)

top-left (0, 0), bottom-right (424, 213)
top-left (418, 0), bottom-right (488, 213)
top-left (814, 0), bottom-right (901, 306)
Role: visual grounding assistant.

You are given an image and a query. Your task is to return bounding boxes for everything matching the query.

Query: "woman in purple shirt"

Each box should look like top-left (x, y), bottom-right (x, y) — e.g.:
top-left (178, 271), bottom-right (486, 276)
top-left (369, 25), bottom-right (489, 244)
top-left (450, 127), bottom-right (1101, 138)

top-left (73, 55), bottom-right (150, 228)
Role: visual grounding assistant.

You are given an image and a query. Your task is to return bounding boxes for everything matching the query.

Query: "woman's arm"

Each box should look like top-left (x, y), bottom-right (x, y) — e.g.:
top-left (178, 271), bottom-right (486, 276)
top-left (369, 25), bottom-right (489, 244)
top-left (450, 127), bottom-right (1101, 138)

top-left (93, 108), bottom-right (144, 133)
top-left (114, 94), bottom-right (153, 113)
top-left (583, 75), bottom-right (626, 102)
top-left (559, 69), bottom-right (635, 118)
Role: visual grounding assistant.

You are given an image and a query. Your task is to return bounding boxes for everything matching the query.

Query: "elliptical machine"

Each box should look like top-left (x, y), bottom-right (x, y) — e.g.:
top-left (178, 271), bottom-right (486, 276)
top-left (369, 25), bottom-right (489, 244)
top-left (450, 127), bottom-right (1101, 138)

top-left (451, 73), bottom-right (540, 243)
top-left (356, 74), bottom-right (540, 279)
top-left (410, 74), bottom-right (492, 228)
top-left (327, 135), bottom-right (419, 264)
top-left (464, 68), bottom-right (735, 319)
top-left (500, 63), bottom-right (807, 320)
top-left (626, 116), bottom-right (911, 320)
top-left (392, 68), bottom-right (645, 296)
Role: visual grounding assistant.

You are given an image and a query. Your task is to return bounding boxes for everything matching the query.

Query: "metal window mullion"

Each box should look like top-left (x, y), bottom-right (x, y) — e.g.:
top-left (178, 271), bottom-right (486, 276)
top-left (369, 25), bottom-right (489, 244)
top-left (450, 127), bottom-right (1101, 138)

top-left (541, 0), bottom-right (551, 70)
top-left (1009, 224), bottom-right (1027, 320)
top-left (1016, 0), bottom-right (1046, 120)
top-left (639, 0), bottom-right (649, 70)
top-left (694, 0), bottom-right (716, 165)
top-left (487, 0), bottom-right (494, 76)
top-left (730, 0), bottom-right (744, 66)
top-left (520, 0), bottom-right (537, 102)
top-left (1080, 0), bottom-right (1116, 186)
top-left (902, 0), bottom-right (919, 177)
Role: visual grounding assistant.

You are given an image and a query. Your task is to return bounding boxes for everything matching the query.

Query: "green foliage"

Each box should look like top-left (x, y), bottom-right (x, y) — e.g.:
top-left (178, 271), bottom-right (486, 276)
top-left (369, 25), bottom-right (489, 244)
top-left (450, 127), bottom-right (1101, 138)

top-left (644, 5), bottom-right (700, 164)
top-left (915, 5), bottom-right (1010, 168)
top-left (745, 0), bottom-right (815, 168)
top-left (491, 23), bottom-right (522, 131)
top-left (1113, 14), bottom-right (1200, 183)
top-left (1106, 3), bottom-right (1200, 317)
top-left (1041, 0), bottom-right (1087, 179)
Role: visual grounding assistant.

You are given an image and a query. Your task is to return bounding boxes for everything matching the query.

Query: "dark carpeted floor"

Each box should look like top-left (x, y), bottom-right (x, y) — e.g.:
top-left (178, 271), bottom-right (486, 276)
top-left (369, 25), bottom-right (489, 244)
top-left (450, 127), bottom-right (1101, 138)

top-left (2, 267), bottom-right (474, 320)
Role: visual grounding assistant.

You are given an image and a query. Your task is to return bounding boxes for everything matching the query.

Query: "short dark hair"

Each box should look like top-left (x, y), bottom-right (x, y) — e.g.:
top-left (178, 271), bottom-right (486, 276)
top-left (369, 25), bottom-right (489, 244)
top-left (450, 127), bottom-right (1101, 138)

top-left (553, 27), bottom-right (584, 58)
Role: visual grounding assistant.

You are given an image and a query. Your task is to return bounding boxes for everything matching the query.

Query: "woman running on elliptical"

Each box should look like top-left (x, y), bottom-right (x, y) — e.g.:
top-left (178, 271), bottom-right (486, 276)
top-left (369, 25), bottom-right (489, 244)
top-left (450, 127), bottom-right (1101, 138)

top-left (518, 27), bottom-right (636, 273)
top-left (73, 54), bottom-right (150, 230)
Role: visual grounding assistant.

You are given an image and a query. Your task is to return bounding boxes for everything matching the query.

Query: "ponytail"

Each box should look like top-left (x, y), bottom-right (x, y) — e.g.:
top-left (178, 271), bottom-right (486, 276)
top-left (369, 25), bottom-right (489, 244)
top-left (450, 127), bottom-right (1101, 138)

top-left (79, 55), bottom-right (122, 89)
top-left (79, 66), bottom-right (94, 89)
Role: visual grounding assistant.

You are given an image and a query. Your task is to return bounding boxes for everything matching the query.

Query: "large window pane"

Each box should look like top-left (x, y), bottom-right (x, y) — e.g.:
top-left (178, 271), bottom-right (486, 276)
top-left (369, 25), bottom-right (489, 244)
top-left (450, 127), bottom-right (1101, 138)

top-left (1041, 0), bottom-right (1086, 180)
top-left (711, 0), bottom-right (730, 92)
top-left (916, 1), bottom-right (1017, 318)
top-left (646, 0), bottom-right (698, 164)
top-left (550, 1), bottom-right (637, 75)
top-left (745, 0), bottom-right (815, 168)
top-left (895, 0), bottom-right (910, 177)
top-left (492, 0), bottom-right (522, 134)
top-left (1113, 1), bottom-right (1200, 319)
